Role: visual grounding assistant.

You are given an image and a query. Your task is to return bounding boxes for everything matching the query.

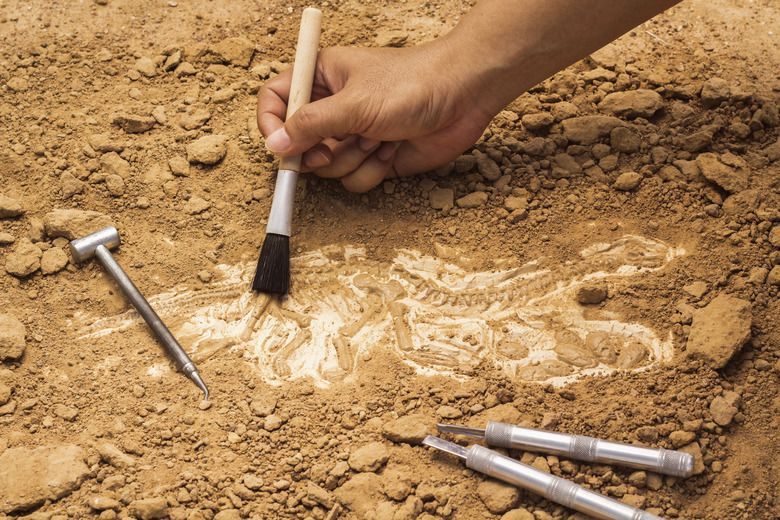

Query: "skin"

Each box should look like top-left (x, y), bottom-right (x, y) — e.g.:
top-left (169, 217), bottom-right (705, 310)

top-left (258, 0), bottom-right (682, 193)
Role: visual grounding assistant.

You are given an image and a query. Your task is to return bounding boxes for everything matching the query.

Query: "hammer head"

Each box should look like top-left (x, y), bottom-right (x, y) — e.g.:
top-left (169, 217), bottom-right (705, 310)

top-left (69, 226), bottom-right (121, 263)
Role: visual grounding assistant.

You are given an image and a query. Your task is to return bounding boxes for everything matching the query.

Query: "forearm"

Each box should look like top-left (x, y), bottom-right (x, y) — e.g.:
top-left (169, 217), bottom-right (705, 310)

top-left (438, 0), bottom-right (682, 115)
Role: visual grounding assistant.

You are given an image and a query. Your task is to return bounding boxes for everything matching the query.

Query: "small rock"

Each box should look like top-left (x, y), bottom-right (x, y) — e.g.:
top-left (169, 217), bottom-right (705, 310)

top-left (504, 196), bottom-right (527, 212)
top-left (41, 247), bottom-right (68, 275)
top-left (477, 156), bottom-right (502, 181)
top-left (151, 106), bottom-right (167, 125)
top-left (134, 57), bottom-right (157, 77)
top-left (179, 106), bottom-right (212, 130)
top-left (562, 116), bottom-right (624, 144)
top-left (212, 88), bottom-right (236, 103)
top-left (112, 113), bottom-right (156, 134)
top-left (60, 172), bottom-right (85, 199)
top-left (306, 481), bottom-right (334, 509)
top-left (456, 191), bottom-right (488, 209)
top-left (636, 426), bottom-right (659, 443)
top-left (100, 152), bottom-right (131, 178)
top-left (429, 187), bottom-right (454, 210)
top-left (264, 414), bottom-right (283, 431)
top-left (575, 282), bottom-right (607, 304)
top-left (243, 474), bottom-right (264, 490)
top-left (5, 238), bottom-right (42, 277)
top-left (183, 197), bottom-right (210, 215)
top-left (0, 195), bottom-right (25, 218)
top-left (213, 510), bottom-right (240, 520)
top-left (709, 396), bottom-right (738, 426)
top-left (613, 171), bottom-right (642, 191)
top-left (521, 112), bottom-right (554, 132)
top-left (105, 175), bottom-right (126, 197)
top-left (0, 232), bottom-right (15, 245)
top-left (500, 508), bottom-right (535, 520)
top-left (89, 496), bottom-right (122, 511)
top-left (695, 153), bottom-right (748, 193)
top-left (436, 405), bottom-right (462, 419)
top-left (701, 78), bottom-right (731, 108)
top-left (0, 314), bottom-right (26, 361)
top-left (211, 37), bottom-right (255, 68)
top-left (43, 209), bottom-right (114, 241)
top-left (348, 442), bottom-right (389, 472)
top-left (96, 442), bottom-right (135, 469)
top-left (250, 396), bottom-right (277, 417)
top-left (669, 430), bottom-right (696, 448)
top-left (334, 473), bottom-right (383, 516)
top-left (678, 442), bottom-right (705, 475)
top-left (686, 294), bottom-right (752, 369)
top-left (477, 480), bottom-right (520, 514)
top-left (598, 89), bottom-right (664, 118)
top-left (88, 134), bottom-right (125, 153)
top-left (0, 445), bottom-right (89, 514)
top-left (0, 383), bottom-right (10, 406)
top-left (174, 62), bottom-right (196, 77)
top-left (186, 135), bottom-right (229, 165)
top-left (610, 126), bottom-right (641, 153)
top-left (382, 414), bottom-right (433, 445)
top-left (127, 497), bottom-right (168, 520)
top-left (168, 156), bottom-right (190, 177)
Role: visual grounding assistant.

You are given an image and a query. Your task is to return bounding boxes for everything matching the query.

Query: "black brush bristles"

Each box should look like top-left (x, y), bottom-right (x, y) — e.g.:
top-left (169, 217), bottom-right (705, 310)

top-left (251, 233), bottom-right (290, 294)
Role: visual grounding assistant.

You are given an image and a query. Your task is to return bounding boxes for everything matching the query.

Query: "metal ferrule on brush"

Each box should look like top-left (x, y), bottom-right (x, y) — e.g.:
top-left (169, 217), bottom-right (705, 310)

top-left (266, 169), bottom-right (299, 236)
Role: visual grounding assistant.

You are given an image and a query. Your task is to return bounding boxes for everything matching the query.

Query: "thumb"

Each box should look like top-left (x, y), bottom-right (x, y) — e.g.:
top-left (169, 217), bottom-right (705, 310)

top-left (264, 93), bottom-right (360, 156)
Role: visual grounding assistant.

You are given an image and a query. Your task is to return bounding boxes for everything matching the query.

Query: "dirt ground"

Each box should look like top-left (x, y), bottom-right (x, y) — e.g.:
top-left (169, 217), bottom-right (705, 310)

top-left (1, 0), bottom-right (779, 519)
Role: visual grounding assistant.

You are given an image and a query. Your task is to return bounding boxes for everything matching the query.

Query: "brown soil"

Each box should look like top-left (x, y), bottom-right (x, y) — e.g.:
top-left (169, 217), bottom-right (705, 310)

top-left (1, 1), bottom-right (779, 520)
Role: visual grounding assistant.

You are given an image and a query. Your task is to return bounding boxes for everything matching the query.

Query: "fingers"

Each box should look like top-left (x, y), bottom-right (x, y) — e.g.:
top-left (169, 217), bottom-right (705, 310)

top-left (257, 68), bottom-right (294, 138)
top-left (340, 142), bottom-right (401, 193)
top-left (302, 135), bottom-right (381, 178)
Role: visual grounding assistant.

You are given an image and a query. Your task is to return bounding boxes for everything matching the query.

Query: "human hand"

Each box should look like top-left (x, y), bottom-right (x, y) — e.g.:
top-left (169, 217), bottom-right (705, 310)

top-left (257, 42), bottom-right (497, 193)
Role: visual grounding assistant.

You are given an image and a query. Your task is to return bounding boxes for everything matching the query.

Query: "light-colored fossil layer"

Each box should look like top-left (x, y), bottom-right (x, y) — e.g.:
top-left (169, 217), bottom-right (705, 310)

top-left (74, 236), bottom-right (684, 387)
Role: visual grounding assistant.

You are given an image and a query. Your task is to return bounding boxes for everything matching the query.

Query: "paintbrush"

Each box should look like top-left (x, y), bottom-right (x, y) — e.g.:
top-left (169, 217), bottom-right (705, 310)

top-left (252, 7), bottom-right (323, 294)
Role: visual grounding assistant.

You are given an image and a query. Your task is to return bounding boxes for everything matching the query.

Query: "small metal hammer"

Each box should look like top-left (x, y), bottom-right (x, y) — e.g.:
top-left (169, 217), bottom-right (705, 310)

top-left (70, 226), bottom-right (209, 400)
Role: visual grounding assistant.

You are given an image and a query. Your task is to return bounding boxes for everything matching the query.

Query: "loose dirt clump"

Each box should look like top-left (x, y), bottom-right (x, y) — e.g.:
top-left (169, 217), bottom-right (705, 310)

top-left (1, 1), bottom-right (779, 519)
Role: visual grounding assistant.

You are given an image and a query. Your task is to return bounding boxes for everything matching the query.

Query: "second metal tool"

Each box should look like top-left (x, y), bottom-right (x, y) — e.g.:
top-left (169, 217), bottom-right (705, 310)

top-left (438, 422), bottom-right (694, 477)
top-left (424, 435), bottom-right (664, 520)
top-left (70, 226), bottom-right (209, 400)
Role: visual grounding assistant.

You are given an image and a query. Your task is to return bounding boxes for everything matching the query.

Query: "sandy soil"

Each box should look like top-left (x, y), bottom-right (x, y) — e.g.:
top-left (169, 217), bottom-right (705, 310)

top-left (1, 0), bottom-right (779, 519)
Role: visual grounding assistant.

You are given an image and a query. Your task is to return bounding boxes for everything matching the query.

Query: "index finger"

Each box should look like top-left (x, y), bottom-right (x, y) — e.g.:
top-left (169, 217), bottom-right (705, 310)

top-left (256, 68), bottom-right (294, 138)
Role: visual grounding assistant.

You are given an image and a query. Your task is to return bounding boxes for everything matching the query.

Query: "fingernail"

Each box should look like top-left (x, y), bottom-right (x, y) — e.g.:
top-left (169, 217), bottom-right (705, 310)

top-left (377, 141), bottom-right (401, 162)
top-left (265, 127), bottom-right (291, 153)
top-left (358, 136), bottom-right (380, 152)
top-left (306, 150), bottom-right (331, 169)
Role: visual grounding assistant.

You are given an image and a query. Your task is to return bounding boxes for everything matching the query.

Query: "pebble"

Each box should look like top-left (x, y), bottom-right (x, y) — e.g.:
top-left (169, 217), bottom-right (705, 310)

top-left (243, 474), bottom-right (264, 491)
top-left (436, 405), bottom-right (462, 419)
top-left (186, 135), bottom-right (229, 165)
top-left (100, 152), bottom-right (131, 178)
top-left (575, 282), bottom-right (608, 304)
top-left (89, 496), bottom-right (122, 511)
top-left (0, 232), bottom-right (15, 244)
top-left (500, 508), bottom-right (535, 520)
top-left (40, 247), bottom-right (68, 275)
top-left (562, 116), bottom-right (624, 144)
top-left (686, 293), bottom-right (752, 369)
top-left (521, 112), bottom-right (554, 132)
top-left (428, 187), bottom-right (454, 211)
top-left (613, 171), bottom-right (642, 191)
top-left (43, 209), bottom-right (114, 241)
top-left (211, 37), bottom-right (256, 68)
top-left (456, 191), bottom-right (488, 209)
top-left (334, 473), bottom-right (383, 515)
top-left (105, 175), bottom-right (126, 197)
top-left (5, 238), bottom-right (42, 277)
top-left (477, 480), bottom-right (520, 514)
top-left (382, 414), bottom-right (433, 445)
top-left (669, 430), bottom-right (696, 448)
top-left (250, 395), bottom-right (277, 417)
top-left (60, 172), bottom-right (85, 198)
top-left (96, 442), bottom-right (135, 469)
top-left (0, 194), bottom-right (25, 218)
top-left (127, 497), bottom-right (168, 520)
top-left (709, 395), bottom-right (738, 426)
top-left (134, 57), bottom-right (157, 77)
top-left (0, 444), bottom-right (90, 514)
top-left (179, 106), bottom-right (212, 130)
top-left (695, 153), bottom-right (748, 193)
top-left (598, 90), bottom-right (664, 119)
top-left (476, 155), bottom-right (502, 181)
top-left (174, 62), bottom-right (196, 76)
top-left (347, 442), bottom-right (389, 472)
top-left (700, 78), bottom-right (731, 108)
top-left (88, 133), bottom-right (125, 153)
top-left (610, 126), bottom-right (641, 153)
top-left (212, 88), bottom-right (236, 104)
top-left (183, 197), bottom-right (211, 215)
top-left (111, 113), bottom-right (156, 134)
top-left (168, 156), bottom-right (190, 176)
top-left (264, 414), bottom-right (283, 431)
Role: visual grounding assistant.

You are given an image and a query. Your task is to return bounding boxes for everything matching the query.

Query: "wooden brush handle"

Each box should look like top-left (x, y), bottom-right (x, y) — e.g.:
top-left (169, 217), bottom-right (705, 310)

top-left (279, 7), bottom-right (322, 172)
